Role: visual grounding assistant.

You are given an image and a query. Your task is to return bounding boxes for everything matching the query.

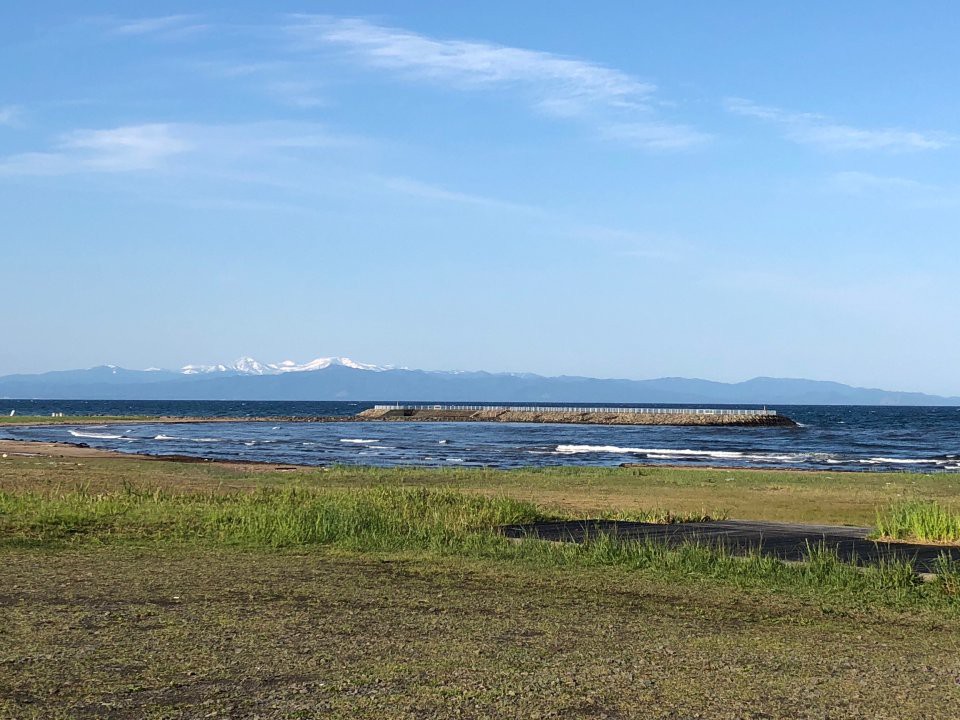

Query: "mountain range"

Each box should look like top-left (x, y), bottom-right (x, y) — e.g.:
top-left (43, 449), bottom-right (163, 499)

top-left (0, 356), bottom-right (957, 406)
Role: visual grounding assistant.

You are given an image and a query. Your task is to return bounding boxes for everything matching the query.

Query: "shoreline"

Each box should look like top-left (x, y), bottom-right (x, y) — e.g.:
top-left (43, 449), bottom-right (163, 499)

top-left (0, 439), bottom-right (306, 471)
top-left (0, 436), bottom-right (929, 476)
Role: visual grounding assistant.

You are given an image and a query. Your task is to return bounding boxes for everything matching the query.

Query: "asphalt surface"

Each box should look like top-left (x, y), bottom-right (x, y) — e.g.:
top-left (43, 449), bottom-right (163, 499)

top-left (500, 519), bottom-right (960, 573)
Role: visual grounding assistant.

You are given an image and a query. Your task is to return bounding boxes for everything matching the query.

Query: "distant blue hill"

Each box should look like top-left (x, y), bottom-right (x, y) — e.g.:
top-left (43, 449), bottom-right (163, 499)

top-left (0, 362), bottom-right (957, 405)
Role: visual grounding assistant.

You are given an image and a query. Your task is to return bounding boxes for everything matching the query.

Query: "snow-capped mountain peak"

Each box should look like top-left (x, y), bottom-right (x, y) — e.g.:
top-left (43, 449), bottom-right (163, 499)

top-left (276, 357), bottom-right (385, 373)
top-left (179, 356), bottom-right (389, 375)
top-left (233, 357), bottom-right (271, 375)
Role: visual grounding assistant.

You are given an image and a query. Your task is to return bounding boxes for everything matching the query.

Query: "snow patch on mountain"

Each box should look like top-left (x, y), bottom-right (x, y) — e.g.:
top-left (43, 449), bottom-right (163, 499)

top-left (180, 356), bottom-right (389, 375)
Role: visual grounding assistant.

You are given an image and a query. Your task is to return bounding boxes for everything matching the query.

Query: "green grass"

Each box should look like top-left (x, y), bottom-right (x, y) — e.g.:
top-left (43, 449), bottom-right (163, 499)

top-left (0, 485), bottom-right (541, 548)
top-left (2, 484), bottom-right (958, 610)
top-left (0, 485), bottom-right (716, 548)
top-left (875, 500), bottom-right (960, 544)
top-left (6, 452), bottom-right (960, 526)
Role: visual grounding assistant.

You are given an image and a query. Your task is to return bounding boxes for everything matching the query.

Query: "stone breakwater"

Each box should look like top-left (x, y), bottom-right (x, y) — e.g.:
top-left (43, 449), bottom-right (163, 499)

top-left (357, 407), bottom-right (796, 427)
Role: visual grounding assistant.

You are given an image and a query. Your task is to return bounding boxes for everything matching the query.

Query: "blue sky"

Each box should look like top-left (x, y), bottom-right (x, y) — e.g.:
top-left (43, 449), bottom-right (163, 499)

top-left (3, 2), bottom-right (959, 394)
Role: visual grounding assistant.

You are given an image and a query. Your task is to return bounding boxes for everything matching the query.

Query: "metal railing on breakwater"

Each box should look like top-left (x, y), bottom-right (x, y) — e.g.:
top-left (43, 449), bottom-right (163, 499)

top-left (372, 404), bottom-right (777, 417)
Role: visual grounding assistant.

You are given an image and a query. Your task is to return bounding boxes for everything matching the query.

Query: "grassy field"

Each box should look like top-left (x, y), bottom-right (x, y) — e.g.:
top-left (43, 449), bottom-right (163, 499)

top-left (3, 451), bottom-right (960, 717)
top-left (5, 450), bottom-right (960, 525)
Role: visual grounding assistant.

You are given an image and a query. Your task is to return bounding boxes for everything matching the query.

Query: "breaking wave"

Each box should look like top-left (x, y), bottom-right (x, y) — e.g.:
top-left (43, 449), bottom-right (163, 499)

top-left (554, 444), bottom-right (836, 464)
top-left (69, 430), bottom-right (124, 440)
top-left (556, 445), bottom-right (745, 459)
top-left (155, 434), bottom-right (220, 443)
top-left (859, 457), bottom-right (947, 466)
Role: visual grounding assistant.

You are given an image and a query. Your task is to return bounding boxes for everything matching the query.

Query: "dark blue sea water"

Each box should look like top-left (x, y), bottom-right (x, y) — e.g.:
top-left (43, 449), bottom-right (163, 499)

top-left (2, 400), bottom-right (959, 472)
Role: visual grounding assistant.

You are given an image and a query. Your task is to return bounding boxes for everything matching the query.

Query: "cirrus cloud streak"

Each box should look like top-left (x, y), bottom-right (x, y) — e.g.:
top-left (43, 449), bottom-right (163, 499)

top-left (725, 97), bottom-right (951, 152)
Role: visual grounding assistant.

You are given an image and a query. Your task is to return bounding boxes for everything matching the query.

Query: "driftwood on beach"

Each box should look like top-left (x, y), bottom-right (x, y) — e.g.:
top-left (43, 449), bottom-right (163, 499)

top-left (357, 405), bottom-right (796, 427)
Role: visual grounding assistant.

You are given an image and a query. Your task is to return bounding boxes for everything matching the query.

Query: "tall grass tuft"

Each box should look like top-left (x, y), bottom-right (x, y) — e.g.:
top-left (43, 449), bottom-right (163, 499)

top-left (874, 501), bottom-right (960, 544)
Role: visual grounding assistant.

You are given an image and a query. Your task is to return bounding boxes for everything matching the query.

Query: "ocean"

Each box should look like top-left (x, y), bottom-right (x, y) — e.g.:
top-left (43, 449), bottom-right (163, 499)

top-left (2, 400), bottom-right (959, 472)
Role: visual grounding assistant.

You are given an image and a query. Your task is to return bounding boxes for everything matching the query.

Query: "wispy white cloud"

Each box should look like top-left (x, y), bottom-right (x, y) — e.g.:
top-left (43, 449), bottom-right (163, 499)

top-left (826, 171), bottom-right (960, 209)
top-left (0, 105), bottom-right (22, 126)
top-left (285, 16), bottom-right (707, 150)
top-left (0, 115), bottom-right (682, 262)
top-left (725, 98), bottom-right (950, 151)
top-left (600, 121), bottom-right (710, 151)
top-left (827, 171), bottom-right (925, 195)
top-left (187, 60), bottom-right (327, 109)
top-left (265, 80), bottom-right (326, 109)
top-left (374, 177), bottom-right (683, 261)
top-left (569, 224), bottom-right (687, 262)
top-left (110, 14), bottom-right (208, 39)
top-left (0, 122), bottom-right (357, 176)
top-left (192, 60), bottom-right (290, 79)
top-left (291, 16), bottom-right (652, 111)
top-left (0, 124), bottom-right (189, 175)
top-left (377, 175), bottom-right (537, 213)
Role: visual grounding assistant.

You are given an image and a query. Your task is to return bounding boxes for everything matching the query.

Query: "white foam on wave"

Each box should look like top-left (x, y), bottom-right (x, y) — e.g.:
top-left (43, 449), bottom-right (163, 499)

top-left (153, 434), bottom-right (219, 442)
top-left (553, 444), bottom-right (834, 464)
top-left (555, 445), bottom-right (745, 459)
top-left (69, 430), bottom-right (124, 440)
top-left (445, 457), bottom-right (465, 463)
top-left (741, 453), bottom-right (806, 463)
top-left (860, 457), bottom-right (945, 466)
top-left (340, 438), bottom-right (380, 444)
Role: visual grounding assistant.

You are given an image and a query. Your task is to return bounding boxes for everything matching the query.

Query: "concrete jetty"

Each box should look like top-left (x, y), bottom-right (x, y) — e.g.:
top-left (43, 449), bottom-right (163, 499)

top-left (357, 404), bottom-right (795, 427)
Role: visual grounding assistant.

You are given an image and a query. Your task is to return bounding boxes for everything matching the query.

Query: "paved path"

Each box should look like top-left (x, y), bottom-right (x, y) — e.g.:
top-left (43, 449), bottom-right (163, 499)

top-left (500, 519), bottom-right (960, 573)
